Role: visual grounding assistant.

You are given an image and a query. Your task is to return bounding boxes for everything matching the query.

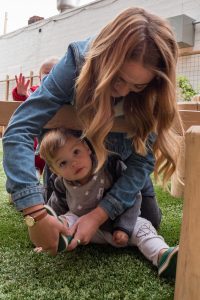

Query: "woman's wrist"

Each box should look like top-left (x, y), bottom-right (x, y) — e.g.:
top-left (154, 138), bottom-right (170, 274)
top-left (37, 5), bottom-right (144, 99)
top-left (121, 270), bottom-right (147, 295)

top-left (23, 204), bottom-right (45, 216)
top-left (23, 206), bottom-right (46, 217)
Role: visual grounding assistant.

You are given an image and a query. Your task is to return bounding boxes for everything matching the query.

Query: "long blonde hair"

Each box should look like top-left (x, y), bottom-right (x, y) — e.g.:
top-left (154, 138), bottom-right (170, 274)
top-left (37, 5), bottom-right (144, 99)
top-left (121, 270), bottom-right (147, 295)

top-left (76, 7), bottom-right (183, 184)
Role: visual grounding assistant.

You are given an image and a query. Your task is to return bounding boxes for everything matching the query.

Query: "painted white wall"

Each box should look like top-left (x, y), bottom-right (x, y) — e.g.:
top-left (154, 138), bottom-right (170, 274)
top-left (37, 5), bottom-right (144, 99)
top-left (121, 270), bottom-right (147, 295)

top-left (0, 0), bottom-right (200, 98)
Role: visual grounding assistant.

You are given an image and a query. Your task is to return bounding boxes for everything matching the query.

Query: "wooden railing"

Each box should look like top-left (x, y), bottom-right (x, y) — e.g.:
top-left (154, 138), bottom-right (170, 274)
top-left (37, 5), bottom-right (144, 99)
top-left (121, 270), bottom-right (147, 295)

top-left (0, 101), bottom-right (129, 133)
top-left (1, 100), bottom-right (200, 131)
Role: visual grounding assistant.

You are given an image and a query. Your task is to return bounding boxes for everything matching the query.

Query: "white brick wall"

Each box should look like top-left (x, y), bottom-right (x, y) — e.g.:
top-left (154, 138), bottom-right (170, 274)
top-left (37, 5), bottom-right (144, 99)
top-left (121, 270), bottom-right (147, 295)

top-left (0, 0), bottom-right (200, 98)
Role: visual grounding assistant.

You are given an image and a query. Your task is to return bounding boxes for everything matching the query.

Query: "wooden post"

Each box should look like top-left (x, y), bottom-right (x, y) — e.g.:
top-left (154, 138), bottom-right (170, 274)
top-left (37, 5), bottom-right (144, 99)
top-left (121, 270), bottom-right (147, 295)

top-left (5, 75), bottom-right (9, 101)
top-left (171, 135), bottom-right (185, 198)
top-left (171, 108), bottom-right (200, 198)
top-left (30, 71), bottom-right (34, 87)
top-left (3, 12), bottom-right (8, 35)
top-left (174, 126), bottom-right (200, 300)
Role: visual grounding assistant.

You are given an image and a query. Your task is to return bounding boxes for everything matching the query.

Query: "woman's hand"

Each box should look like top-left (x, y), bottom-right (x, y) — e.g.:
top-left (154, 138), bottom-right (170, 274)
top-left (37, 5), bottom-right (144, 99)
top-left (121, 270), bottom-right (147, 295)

top-left (15, 73), bottom-right (30, 97)
top-left (67, 207), bottom-right (108, 251)
top-left (28, 214), bottom-right (69, 256)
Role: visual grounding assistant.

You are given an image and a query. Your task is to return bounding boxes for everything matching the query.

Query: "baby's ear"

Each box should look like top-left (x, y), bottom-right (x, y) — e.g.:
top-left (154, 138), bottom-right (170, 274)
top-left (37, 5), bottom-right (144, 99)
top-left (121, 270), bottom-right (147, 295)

top-left (88, 147), bottom-right (92, 155)
top-left (84, 141), bottom-right (92, 155)
top-left (49, 166), bottom-right (56, 174)
top-left (87, 145), bottom-right (92, 155)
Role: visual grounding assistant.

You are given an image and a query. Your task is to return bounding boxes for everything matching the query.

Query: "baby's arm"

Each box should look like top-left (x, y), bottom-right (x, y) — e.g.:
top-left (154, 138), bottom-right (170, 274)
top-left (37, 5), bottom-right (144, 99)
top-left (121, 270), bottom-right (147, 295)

top-left (113, 193), bottom-right (142, 245)
top-left (47, 174), bottom-right (69, 216)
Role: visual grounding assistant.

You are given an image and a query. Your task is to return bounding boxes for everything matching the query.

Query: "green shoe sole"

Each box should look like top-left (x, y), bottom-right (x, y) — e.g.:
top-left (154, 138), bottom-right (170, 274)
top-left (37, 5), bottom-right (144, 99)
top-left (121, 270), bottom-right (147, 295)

top-left (44, 204), bottom-right (73, 252)
top-left (158, 245), bottom-right (179, 278)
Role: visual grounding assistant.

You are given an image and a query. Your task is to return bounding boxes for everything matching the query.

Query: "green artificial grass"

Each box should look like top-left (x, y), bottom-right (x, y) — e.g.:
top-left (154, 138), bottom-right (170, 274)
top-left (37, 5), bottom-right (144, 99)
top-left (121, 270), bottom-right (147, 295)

top-left (0, 140), bottom-right (183, 300)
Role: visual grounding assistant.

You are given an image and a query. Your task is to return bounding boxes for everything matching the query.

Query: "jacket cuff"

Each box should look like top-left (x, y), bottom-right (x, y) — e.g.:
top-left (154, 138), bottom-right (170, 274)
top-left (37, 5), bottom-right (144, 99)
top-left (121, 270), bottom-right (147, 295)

top-left (98, 194), bottom-right (125, 220)
top-left (11, 185), bottom-right (45, 211)
top-left (12, 87), bottom-right (27, 101)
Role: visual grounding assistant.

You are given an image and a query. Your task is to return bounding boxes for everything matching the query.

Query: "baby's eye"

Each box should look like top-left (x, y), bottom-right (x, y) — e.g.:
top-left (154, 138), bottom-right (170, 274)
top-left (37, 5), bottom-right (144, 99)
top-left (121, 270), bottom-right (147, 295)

top-left (59, 160), bottom-right (67, 168)
top-left (73, 149), bottom-right (81, 155)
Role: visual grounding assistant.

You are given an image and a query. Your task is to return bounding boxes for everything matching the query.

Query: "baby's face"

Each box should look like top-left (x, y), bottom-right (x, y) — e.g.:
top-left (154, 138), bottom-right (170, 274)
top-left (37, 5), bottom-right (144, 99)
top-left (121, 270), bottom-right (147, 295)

top-left (52, 137), bottom-right (93, 184)
top-left (40, 65), bottom-right (54, 80)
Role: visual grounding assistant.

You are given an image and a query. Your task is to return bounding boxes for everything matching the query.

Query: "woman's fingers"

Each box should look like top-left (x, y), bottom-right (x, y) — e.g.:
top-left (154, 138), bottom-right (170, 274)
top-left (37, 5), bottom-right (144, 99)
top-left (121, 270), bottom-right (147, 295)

top-left (67, 234), bottom-right (85, 251)
top-left (67, 222), bottom-right (78, 237)
top-left (66, 221), bottom-right (92, 251)
top-left (66, 223), bottom-right (79, 251)
top-left (60, 222), bottom-right (71, 237)
top-left (34, 247), bottom-right (43, 253)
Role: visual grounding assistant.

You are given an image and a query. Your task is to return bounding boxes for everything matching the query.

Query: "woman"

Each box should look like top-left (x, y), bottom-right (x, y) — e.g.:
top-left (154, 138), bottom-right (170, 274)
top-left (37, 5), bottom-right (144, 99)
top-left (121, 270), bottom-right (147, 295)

top-left (3, 7), bottom-right (182, 255)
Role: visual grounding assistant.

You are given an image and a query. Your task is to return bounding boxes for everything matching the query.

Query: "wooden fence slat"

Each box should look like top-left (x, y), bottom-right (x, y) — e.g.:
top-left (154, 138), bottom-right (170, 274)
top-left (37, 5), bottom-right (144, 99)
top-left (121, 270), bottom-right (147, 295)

top-left (171, 110), bottom-right (200, 197)
top-left (174, 126), bottom-right (200, 300)
top-left (5, 75), bottom-right (9, 101)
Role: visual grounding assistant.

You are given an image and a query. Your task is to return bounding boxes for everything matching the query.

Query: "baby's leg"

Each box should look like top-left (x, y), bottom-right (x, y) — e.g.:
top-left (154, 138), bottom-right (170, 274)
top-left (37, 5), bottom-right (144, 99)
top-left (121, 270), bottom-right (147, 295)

top-left (59, 212), bottom-right (137, 248)
top-left (128, 217), bottom-right (169, 266)
top-left (59, 212), bottom-right (79, 228)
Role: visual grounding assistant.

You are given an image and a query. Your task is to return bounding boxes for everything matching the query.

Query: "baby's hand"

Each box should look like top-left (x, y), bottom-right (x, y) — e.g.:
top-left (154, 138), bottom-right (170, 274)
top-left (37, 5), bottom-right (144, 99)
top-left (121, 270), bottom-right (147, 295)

top-left (112, 230), bottom-right (129, 246)
top-left (15, 73), bottom-right (30, 97)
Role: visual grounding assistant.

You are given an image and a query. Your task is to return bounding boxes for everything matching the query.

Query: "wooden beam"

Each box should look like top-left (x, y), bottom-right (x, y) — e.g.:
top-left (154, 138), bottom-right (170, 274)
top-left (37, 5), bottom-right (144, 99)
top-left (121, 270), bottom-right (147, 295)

top-left (174, 126), bottom-right (200, 299)
top-left (44, 105), bottom-right (81, 130)
top-left (44, 105), bottom-right (129, 132)
top-left (179, 49), bottom-right (200, 57)
top-left (0, 101), bottom-right (130, 132)
top-left (179, 110), bottom-right (200, 131)
top-left (1, 101), bottom-right (200, 132)
top-left (0, 101), bottom-right (22, 126)
top-left (177, 102), bottom-right (198, 111)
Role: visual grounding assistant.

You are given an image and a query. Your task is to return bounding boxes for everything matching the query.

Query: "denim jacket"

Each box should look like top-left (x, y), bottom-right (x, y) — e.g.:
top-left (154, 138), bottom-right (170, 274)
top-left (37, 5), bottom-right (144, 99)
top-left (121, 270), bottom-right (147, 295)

top-left (2, 37), bottom-right (155, 220)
